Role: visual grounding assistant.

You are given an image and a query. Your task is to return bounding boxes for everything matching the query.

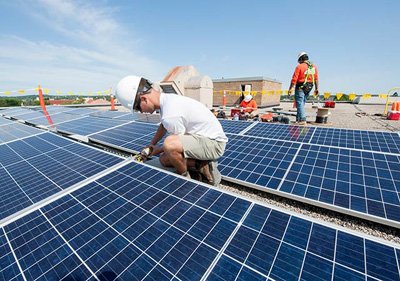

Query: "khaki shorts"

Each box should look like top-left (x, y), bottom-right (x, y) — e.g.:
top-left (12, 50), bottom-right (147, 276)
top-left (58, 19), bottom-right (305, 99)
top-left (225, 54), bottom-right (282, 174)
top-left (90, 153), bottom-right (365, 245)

top-left (178, 134), bottom-right (226, 161)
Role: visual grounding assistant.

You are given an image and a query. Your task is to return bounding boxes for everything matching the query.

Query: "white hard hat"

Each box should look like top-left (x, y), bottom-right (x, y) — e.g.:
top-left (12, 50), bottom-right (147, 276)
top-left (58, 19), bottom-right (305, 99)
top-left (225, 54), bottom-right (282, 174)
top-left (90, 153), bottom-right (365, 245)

top-left (298, 51), bottom-right (307, 60)
top-left (115, 75), bottom-right (152, 111)
top-left (244, 94), bottom-right (252, 102)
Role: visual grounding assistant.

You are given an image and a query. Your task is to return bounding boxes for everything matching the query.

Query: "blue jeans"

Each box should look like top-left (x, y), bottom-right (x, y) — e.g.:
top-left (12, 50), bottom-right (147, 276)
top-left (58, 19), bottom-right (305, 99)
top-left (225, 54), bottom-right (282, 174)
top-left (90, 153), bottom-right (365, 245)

top-left (295, 88), bottom-right (309, 121)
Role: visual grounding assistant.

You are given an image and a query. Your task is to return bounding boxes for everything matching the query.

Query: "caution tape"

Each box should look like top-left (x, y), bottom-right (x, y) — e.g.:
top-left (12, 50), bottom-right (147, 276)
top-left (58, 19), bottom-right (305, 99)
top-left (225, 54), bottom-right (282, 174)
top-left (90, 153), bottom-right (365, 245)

top-left (0, 87), bottom-right (111, 96)
top-left (213, 90), bottom-right (398, 100)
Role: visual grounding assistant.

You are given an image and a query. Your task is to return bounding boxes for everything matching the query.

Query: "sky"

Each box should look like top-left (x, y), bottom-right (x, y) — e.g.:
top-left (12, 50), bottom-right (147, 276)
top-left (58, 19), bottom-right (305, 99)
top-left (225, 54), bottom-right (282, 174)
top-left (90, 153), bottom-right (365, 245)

top-left (0, 0), bottom-right (399, 96)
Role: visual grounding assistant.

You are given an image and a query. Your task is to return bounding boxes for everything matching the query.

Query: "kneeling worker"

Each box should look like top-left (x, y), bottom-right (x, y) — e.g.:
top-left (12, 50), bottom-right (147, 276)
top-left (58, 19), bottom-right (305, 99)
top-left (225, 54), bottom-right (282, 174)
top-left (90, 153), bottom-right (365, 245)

top-left (240, 94), bottom-right (259, 118)
top-left (115, 75), bottom-right (228, 186)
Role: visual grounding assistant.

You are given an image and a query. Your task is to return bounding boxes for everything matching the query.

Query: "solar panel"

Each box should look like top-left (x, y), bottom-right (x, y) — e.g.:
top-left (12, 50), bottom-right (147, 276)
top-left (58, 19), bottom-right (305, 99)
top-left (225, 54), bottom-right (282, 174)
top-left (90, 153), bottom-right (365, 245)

top-left (0, 132), bottom-right (125, 222)
top-left (33, 106), bottom-right (76, 114)
top-left (0, 117), bottom-right (14, 126)
top-left (89, 121), bottom-right (161, 153)
top-left (0, 107), bottom-right (33, 116)
top-left (244, 122), bottom-right (316, 142)
top-left (223, 119), bottom-right (400, 154)
top-left (0, 123), bottom-right (44, 144)
top-left (279, 144), bottom-right (400, 225)
top-left (55, 116), bottom-right (131, 136)
top-left (24, 112), bottom-right (85, 127)
top-left (219, 119), bottom-right (254, 134)
top-left (219, 134), bottom-right (300, 189)
top-left (90, 110), bottom-right (132, 119)
top-left (63, 108), bottom-right (99, 116)
top-left (3, 110), bottom-right (50, 121)
top-left (310, 127), bottom-right (400, 154)
top-left (1, 161), bottom-right (398, 280)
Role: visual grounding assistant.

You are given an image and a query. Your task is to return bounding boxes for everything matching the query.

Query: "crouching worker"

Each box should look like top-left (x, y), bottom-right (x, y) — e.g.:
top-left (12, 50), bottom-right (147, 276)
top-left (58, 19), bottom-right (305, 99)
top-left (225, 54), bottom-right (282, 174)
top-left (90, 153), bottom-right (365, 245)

top-left (240, 94), bottom-right (259, 119)
top-left (115, 75), bottom-right (228, 186)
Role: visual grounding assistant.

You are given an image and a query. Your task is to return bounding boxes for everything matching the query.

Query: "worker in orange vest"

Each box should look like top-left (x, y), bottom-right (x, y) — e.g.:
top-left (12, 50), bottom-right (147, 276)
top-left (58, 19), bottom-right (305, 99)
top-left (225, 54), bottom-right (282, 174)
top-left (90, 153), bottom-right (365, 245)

top-left (288, 52), bottom-right (319, 125)
top-left (240, 94), bottom-right (259, 119)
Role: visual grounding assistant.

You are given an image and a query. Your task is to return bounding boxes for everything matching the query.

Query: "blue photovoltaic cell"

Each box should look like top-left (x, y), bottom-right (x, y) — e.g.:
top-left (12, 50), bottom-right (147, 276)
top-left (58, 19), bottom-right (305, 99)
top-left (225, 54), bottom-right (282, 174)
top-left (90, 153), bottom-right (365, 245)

top-left (4, 211), bottom-right (94, 280)
top-left (310, 127), bottom-right (400, 154)
top-left (90, 121), bottom-right (161, 152)
top-left (219, 119), bottom-right (253, 134)
top-left (0, 123), bottom-right (44, 144)
top-left (55, 116), bottom-right (130, 135)
top-left (90, 110), bottom-right (132, 119)
top-left (0, 132), bottom-right (124, 221)
top-left (100, 111), bottom-right (162, 124)
top-left (0, 117), bottom-right (13, 126)
top-left (33, 106), bottom-right (76, 114)
top-left (63, 107), bottom-right (99, 116)
top-left (244, 122), bottom-right (316, 142)
top-left (0, 107), bottom-right (33, 117)
top-left (0, 228), bottom-right (24, 281)
top-left (219, 134), bottom-right (300, 190)
top-left (0, 163), bottom-right (59, 220)
top-left (24, 112), bottom-right (85, 127)
top-left (279, 144), bottom-right (400, 224)
top-left (4, 111), bottom-right (50, 121)
top-left (1, 161), bottom-right (399, 280)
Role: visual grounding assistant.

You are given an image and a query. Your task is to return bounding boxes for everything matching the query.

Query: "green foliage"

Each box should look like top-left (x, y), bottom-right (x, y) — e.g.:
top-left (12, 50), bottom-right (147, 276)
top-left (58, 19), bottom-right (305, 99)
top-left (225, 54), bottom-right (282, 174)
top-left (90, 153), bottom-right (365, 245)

top-left (0, 98), bottom-right (22, 107)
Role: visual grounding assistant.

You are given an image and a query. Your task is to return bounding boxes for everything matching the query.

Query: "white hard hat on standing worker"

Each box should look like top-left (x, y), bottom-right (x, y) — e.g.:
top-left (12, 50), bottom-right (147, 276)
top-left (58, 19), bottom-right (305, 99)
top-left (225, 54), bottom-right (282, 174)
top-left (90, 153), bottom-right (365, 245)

top-left (298, 51), bottom-right (307, 60)
top-left (115, 75), bottom-right (153, 112)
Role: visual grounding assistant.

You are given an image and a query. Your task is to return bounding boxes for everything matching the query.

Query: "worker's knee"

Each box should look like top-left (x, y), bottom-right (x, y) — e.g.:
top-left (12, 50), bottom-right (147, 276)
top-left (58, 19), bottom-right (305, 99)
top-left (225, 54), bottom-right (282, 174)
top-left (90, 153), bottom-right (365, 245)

top-left (163, 135), bottom-right (183, 153)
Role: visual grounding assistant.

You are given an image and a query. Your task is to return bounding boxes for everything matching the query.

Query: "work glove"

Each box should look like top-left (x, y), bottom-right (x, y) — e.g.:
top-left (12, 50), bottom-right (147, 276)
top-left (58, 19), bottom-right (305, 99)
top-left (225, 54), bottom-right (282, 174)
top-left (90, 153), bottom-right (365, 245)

top-left (134, 146), bottom-right (154, 162)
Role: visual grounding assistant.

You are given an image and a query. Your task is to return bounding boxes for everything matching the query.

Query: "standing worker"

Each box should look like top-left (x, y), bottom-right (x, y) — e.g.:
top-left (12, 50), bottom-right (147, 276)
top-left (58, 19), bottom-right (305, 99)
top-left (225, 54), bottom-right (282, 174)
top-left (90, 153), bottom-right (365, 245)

top-left (239, 94), bottom-right (259, 119)
top-left (115, 75), bottom-right (228, 186)
top-left (288, 52), bottom-right (319, 125)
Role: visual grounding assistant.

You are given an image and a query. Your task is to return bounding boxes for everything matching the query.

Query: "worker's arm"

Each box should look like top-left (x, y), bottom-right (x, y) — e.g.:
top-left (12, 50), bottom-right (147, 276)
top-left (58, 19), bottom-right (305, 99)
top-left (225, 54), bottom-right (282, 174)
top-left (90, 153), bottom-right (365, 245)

top-left (147, 124), bottom-right (167, 156)
top-left (288, 65), bottom-right (301, 95)
top-left (314, 80), bottom-right (319, 95)
top-left (314, 66), bottom-right (319, 95)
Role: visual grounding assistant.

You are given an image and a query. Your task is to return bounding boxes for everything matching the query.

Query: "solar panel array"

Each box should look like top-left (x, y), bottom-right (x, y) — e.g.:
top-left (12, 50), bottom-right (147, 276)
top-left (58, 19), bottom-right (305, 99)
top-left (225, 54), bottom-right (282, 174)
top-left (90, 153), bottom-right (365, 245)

top-left (222, 134), bottom-right (400, 223)
top-left (0, 111), bottom-right (399, 280)
top-left (1, 162), bottom-right (399, 281)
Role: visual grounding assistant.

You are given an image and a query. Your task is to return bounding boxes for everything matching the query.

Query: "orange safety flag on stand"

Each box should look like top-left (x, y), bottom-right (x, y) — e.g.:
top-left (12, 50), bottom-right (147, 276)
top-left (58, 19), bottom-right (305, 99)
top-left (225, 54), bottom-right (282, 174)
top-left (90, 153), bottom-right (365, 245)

top-left (37, 85), bottom-right (54, 126)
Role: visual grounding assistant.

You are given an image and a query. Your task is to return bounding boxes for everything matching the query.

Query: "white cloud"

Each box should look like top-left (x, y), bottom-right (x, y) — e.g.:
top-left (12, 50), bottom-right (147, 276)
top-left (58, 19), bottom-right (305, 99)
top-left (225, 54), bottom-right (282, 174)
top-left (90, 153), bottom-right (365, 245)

top-left (0, 0), bottom-right (165, 95)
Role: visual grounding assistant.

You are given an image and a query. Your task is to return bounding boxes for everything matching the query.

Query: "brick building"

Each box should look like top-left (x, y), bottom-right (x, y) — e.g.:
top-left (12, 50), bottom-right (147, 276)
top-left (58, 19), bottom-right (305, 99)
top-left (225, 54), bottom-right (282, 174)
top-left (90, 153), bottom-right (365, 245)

top-left (213, 76), bottom-right (282, 107)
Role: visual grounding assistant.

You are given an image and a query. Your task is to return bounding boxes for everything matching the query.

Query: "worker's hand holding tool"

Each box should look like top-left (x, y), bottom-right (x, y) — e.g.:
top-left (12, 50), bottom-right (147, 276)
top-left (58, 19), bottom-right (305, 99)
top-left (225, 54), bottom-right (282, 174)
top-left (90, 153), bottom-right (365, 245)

top-left (134, 145), bottom-right (154, 162)
top-left (288, 89), bottom-right (293, 96)
top-left (314, 89), bottom-right (319, 96)
top-left (134, 144), bottom-right (165, 162)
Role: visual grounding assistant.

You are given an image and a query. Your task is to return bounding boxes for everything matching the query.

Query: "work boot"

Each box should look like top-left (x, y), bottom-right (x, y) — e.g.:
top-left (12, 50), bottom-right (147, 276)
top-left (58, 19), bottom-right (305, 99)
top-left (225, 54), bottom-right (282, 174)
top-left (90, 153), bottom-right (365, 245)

top-left (196, 160), bottom-right (213, 184)
top-left (209, 161), bottom-right (221, 186)
top-left (297, 121), bottom-right (307, 126)
top-left (196, 160), bottom-right (221, 187)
